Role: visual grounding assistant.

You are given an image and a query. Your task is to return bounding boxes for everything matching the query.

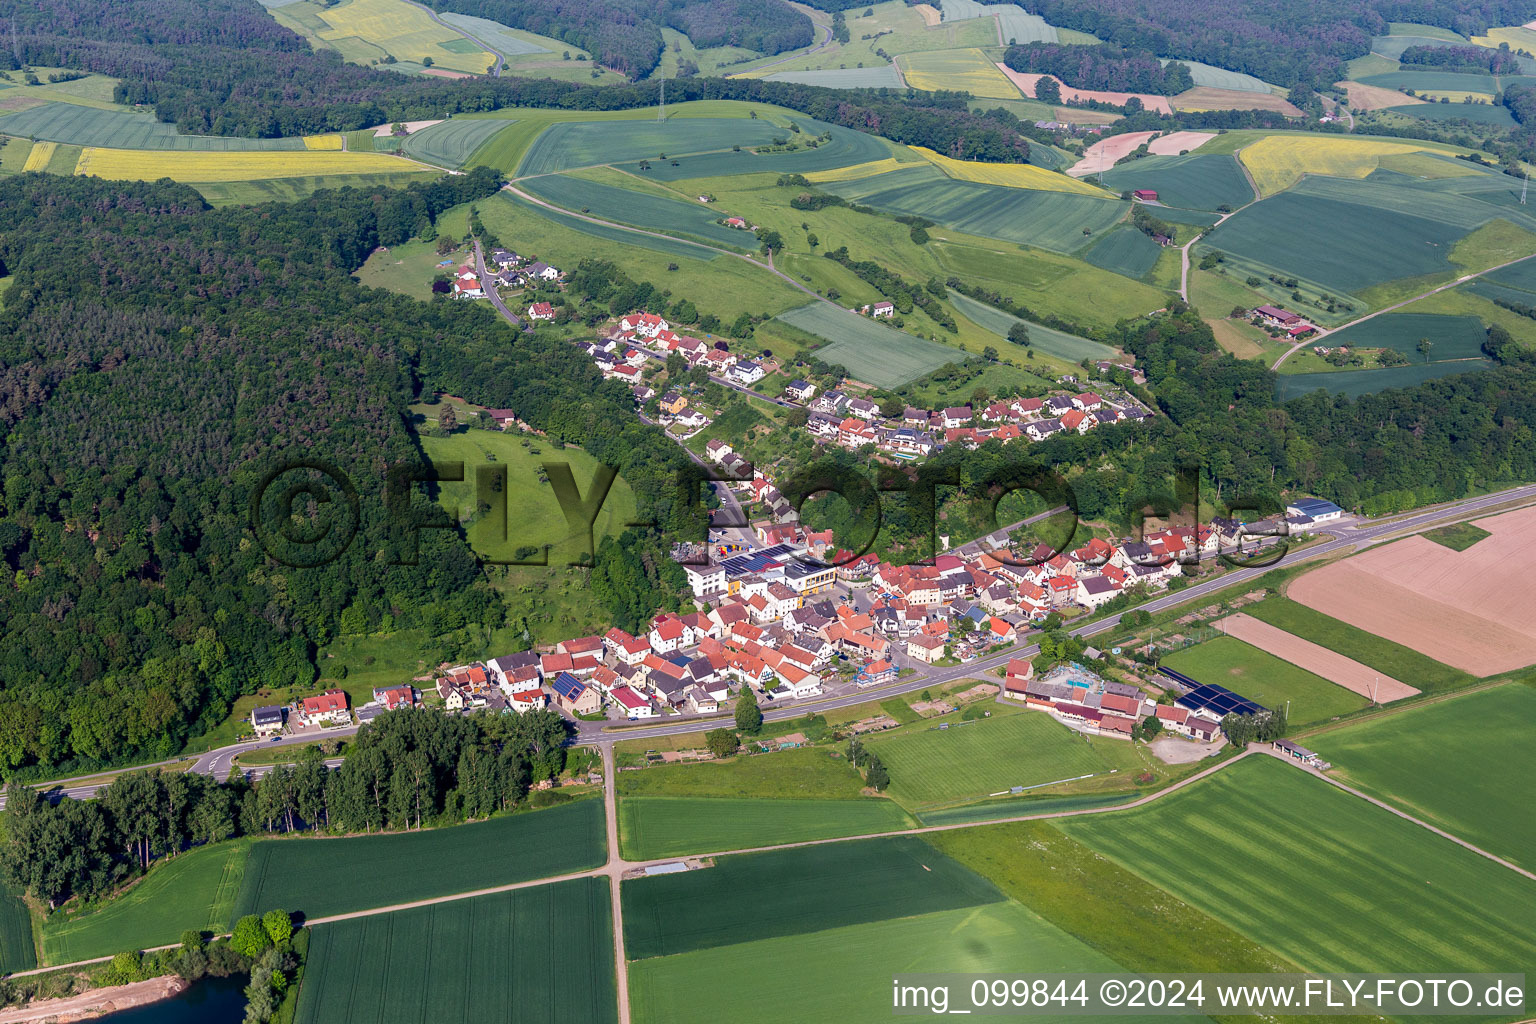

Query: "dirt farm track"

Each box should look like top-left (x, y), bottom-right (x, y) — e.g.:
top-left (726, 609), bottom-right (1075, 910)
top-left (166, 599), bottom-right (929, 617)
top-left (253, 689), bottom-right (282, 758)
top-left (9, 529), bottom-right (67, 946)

top-left (1288, 505), bottom-right (1536, 676)
top-left (1216, 613), bottom-right (1419, 702)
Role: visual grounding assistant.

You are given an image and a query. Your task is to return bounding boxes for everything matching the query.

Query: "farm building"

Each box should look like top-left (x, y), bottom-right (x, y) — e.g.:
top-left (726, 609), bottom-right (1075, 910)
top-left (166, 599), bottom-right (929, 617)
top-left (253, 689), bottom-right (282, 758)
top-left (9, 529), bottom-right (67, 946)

top-left (1132, 189), bottom-right (1158, 201)
top-left (1284, 497), bottom-right (1344, 522)
top-left (1253, 305), bottom-right (1302, 327)
top-left (1274, 739), bottom-right (1322, 766)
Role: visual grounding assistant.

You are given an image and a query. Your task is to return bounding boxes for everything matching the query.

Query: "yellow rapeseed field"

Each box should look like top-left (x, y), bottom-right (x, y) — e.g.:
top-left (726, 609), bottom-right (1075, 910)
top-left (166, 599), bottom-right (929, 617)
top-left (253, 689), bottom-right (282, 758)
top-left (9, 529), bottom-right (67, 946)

top-left (804, 157), bottom-right (911, 183)
top-left (302, 134), bottom-right (345, 150)
top-left (313, 0), bottom-right (494, 74)
top-left (1239, 135), bottom-right (1457, 196)
top-left (74, 148), bottom-right (419, 183)
top-left (22, 142), bottom-right (58, 173)
top-left (911, 147), bottom-right (1111, 195)
top-left (899, 49), bottom-right (1022, 101)
top-left (1471, 25), bottom-right (1536, 50)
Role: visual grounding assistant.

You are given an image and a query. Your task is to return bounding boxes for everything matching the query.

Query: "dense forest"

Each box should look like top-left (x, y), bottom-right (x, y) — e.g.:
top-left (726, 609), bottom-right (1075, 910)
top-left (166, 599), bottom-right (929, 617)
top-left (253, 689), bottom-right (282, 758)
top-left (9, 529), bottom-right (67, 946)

top-left (974, 0), bottom-right (1536, 86)
top-left (0, 0), bottom-right (1027, 163)
top-left (427, 0), bottom-right (813, 78)
top-left (0, 169), bottom-right (698, 775)
top-left (1003, 43), bottom-right (1195, 96)
top-left (1399, 43), bottom-right (1525, 72)
top-left (0, 709), bottom-right (572, 909)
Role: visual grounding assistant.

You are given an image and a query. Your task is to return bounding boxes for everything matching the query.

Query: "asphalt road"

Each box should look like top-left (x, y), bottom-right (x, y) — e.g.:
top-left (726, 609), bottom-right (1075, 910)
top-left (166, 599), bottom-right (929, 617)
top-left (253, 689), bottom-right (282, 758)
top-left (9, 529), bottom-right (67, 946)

top-left (8, 485), bottom-right (1532, 808)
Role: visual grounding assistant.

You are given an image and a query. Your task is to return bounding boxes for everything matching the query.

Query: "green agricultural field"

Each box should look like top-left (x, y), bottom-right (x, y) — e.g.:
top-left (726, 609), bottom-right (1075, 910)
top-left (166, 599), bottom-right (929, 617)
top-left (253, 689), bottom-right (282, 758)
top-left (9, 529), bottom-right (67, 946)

top-left (947, 291), bottom-right (1116, 361)
top-left (639, 122), bottom-right (896, 181)
top-left (622, 836), bottom-right (1001, 959)
top-left (1359, 70), bottom-right (1498, 94)
top-left (775, 301), bottom-right (966, 388)
top-left (1202, 187), bottom-right (1472, 295)
top-left (1242, 597), bottom-right (1473, 691)
top-left (620, 797), bottom-right (914, 860)
top-left (865, 706), bottom-right (1141, 808)
top-left (1423, 520), bottom-right (1493, 550)
top-left (1173, 59), bottom-right (1271, 92)
top-left (494, 193), bottom-right (721, 262)
top-left (1161, 636), bottom-right (1368, 725)
top-left (519, 173), bottom-right (756, 249)
top-left (617, 744), bottom-right (871, 800)
top-left (630, 901), bottom-right (1186, 1024)
top-left (940, 0), bottom-right (1057, 44)
top-left (43, 143), bottom-right (81, 174)
top-left (916, 791), bottom-right (1139, 825)
top-left (518, 118), bottom-right (784, 176)
top-left (765, 67), bottom-right (903, 88)
top-left (1321, 312), bottom-right (1489, 359)
top-left (1388, 102), bottom-right (1518, 126)
top-left (928, 820), bottom-right (1302, 974)
top-left (0, 138), bottom-right (31, 176)
top-left (0, 102), bottom-right (307, 149)
top-left (1276, 357), bottom-right (1494, 400)
top-left (41, 839), bottom-right (250, 965)
top-left (1061, 756), bottom-right (1536, 974)
top-left (419, 425), bottom-right (637, 562)
top-left (0, 877), bottom-right (35, 974)
top-left (1309, 683), bottom-right (1536, 868)
top-left (725, 0), bottom-right (997, 76)
top-left (1082, 225), bottom-right (1164, 279)
top-left (192, 170), bottom-right (439, 206)
top-left (401, 116), bottom-right (516, 167)
top-left (824, 166), bottom-right (1128, 253)
top-left (437, 12), bottom-right (551, 55)
top-left (1099, 153), bottom-right (1255, 212)
top-left (296, 877), bottom-right (616, 1024)
top-left (234, 798), bottom-right (605, 921)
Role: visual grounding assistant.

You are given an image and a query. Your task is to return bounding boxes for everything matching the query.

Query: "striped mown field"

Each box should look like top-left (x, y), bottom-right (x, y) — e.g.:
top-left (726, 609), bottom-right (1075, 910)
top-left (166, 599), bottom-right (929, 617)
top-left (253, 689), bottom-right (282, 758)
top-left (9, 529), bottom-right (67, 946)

top-left (1061, 756), bottom-right (1536, 973)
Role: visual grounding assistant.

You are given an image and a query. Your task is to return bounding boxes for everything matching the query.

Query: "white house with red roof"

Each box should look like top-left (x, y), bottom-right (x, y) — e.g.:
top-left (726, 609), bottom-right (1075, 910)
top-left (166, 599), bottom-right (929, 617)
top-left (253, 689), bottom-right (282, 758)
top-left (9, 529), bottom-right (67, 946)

top-left (619, 312), bottom-right (670, 337)
top-left (298, 689), bottom-right (350, 726)
top-left (453, 276), bottom-right (485, 299)
top-left (527, 301), bottom-right (556, 321)
top-left (372, 685), bottom-right (416, 711)
top-left (648, 614), bottom-right (697, 654)
top-left (507, 687), bottom-right (547, 713)
top-left (610, 684), bottom-right (654, 719)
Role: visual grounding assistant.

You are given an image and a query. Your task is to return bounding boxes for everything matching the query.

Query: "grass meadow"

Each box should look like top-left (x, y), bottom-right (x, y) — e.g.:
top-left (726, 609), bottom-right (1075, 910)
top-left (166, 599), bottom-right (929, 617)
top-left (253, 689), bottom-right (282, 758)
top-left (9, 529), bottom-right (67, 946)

top-left (1422, 521), bottom-right (1493, 551)
top-left (1161, 636), bottom-right (1369, 726)
top-left (416, 426), bottom-right (638, 567)
top-left (1082, 225), bottom-right (1163, 279)
top-left (619, 797), bottom-right (914, 859)
top-left (1308, 683), bottom-right (1536, 868)
top-left (520, 173), bottom-right (758, 249)
top-left (296, 877), bottom-right (616, 1024)
top-left (621, 837), bottom-right (1001, 959)
top-left (899, 48), bottom-right (1025, 100)
top-left (1243, 596), bottom-right (1473, 692)
top-left (775, 302), bottom-right (966, 388)
top-left (864, 706), bottom-right (1141, 808)
top-left (194, 170), bottom-right (440, 205)
top-left (517, 117), bottom-right (784, 176)
top-left (1061, 756), bottom-right (1536, 973)
top-left (41, 839), bottom-right (251, 964)
top-left (233, 798), bottom-right (605, 921)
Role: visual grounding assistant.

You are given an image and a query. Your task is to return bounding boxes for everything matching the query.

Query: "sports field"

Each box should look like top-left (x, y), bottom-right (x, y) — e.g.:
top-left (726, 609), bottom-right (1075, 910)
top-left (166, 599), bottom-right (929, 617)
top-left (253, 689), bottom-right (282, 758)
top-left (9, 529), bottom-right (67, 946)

top-left (824, 166), bottom-right (1127, 252)
top-left (271, 0), bottom-right (495, 74)
top-left (233, 798), bottom-right (605, 921)
top-left (296, 878), bottom-right (616, 1024)
top-left (0, 877), bottom-right (34, 974)
top-left (1309, 683), bottom-right (1536, 868)
top-left (520, 173), bottom-right (759, 249)
top-left (1242, 597), bottom-right (1472, 691)
top-left (73, 147), bottom-right (420, 183)
top-left (1082, 226), bottom-right (1163, 279)
top-left (775, 302), bottom-right (965, 388)
top-left (1099, 153), bottom-right (1255, 211)
top-left (1215, 613), bottom-right (1417, 702)
top-left (399, 116), bottom-right (514, 167)
top-left (622, 837), bottom-right (1001, 960)
top-left (1288, 504), bottom-right (1536, 676)
top-left (619, 797), bottom-right (914, 859)
top-left (900, 48), bottom-right (1023, 99)
top-left (947, 291), bottom-right (1116, 361)
top-left (1061, 756), bottom-right (1536, 973)
top-left (630, 901), bottom-right (1160, 1024)
top-left (41, 840), bottom-right (248, 964)
top-left (0, 103), bottom-right (309, 150)
top-left (518, 118), bottom-right (784, 176)
top-left (911, 146), bottom-right (1108, 195)
top-left (1161, 636), bottom-right (1369, 725)
top-left (864, 708), bottom-right (1136, 807)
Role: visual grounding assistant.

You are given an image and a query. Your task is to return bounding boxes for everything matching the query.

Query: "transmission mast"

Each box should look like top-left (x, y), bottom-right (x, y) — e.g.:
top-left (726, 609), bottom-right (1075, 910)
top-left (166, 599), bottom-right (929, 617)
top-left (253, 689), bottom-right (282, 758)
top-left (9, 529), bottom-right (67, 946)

top-left (1522, 170), bottom-right (1528, 205)
top-left (658, 74), bottom-right (665, 121)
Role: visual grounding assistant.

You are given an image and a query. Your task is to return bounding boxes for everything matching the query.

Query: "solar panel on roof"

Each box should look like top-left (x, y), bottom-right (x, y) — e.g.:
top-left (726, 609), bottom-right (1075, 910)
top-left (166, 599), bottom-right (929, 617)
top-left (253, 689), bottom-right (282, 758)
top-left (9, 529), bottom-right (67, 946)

top-left (1174, 682), bottom-right (1266, 718)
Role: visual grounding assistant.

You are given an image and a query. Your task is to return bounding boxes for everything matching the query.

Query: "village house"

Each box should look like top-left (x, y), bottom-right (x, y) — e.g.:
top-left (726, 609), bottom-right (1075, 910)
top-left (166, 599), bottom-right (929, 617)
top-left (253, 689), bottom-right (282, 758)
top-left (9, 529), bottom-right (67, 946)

top-left (551, 671), bottom-right (601, 715)
top-left (906, 633), bottom-right (946, 664)
top-left (298, 690), bottom-right (350, 726)
top-left (452, 275), bottom-right (485, 300)
top-left (527, 301), bottom-right (556, 321)
top-left (783, 379), bottom-right (816, 403)
top-left (251, 705), bottom-right (284, 737)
